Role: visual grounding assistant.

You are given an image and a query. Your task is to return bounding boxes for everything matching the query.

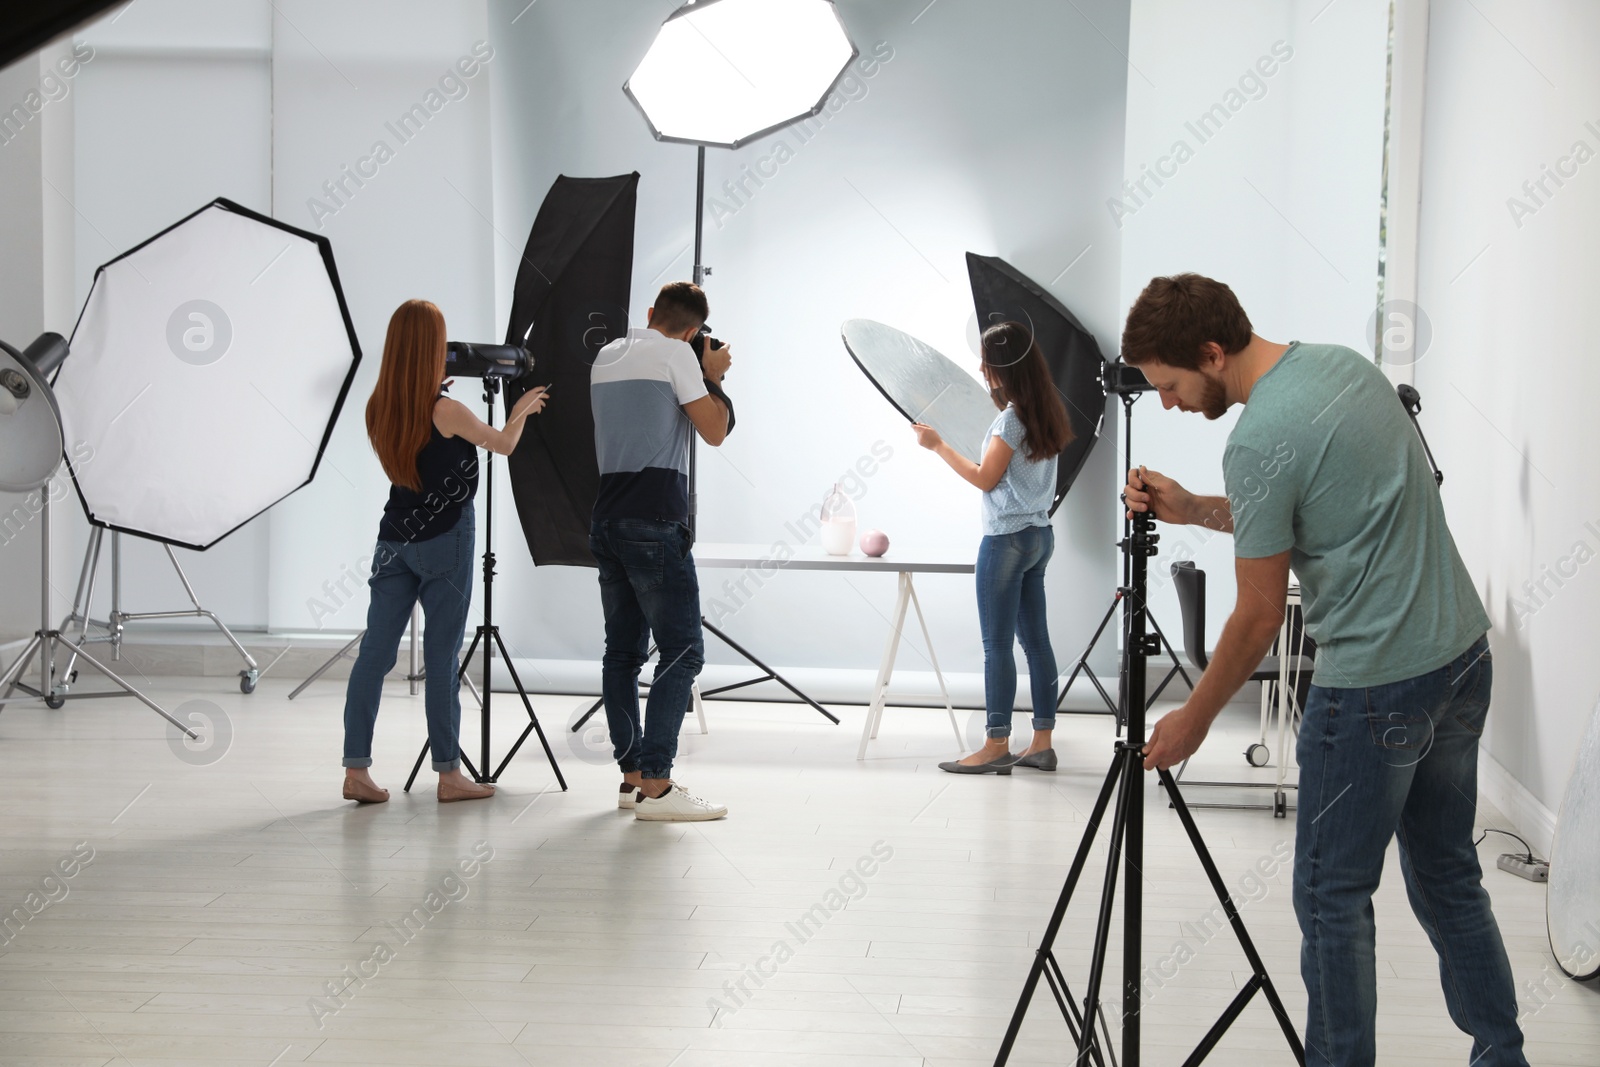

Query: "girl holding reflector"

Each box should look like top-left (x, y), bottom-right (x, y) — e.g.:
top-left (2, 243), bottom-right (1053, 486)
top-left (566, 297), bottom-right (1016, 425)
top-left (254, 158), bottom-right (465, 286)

top-left (913, 321), bottom-right (1072, 775)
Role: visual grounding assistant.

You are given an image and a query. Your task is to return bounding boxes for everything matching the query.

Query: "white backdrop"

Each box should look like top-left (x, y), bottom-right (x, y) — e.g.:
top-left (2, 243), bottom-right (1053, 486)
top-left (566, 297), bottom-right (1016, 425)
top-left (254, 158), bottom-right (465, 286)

top-left (1118, 0), bottom-right (1390, 648)
top-left (482, 0), bottom-right (1130, 684)
top-left (1412, 0), bottom-right (1600, 819)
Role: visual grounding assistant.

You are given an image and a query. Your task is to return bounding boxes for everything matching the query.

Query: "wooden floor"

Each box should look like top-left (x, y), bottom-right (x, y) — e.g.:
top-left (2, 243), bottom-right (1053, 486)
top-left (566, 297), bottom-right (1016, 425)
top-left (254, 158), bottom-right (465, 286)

top-left (0, 674), bottom-right (1596, 1066)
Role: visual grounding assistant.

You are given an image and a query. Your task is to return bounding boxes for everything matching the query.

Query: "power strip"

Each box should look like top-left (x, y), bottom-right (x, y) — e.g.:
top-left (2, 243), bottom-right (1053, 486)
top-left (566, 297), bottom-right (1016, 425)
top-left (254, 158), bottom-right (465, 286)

top-left (1497, 853), bottom-right (1550, 882)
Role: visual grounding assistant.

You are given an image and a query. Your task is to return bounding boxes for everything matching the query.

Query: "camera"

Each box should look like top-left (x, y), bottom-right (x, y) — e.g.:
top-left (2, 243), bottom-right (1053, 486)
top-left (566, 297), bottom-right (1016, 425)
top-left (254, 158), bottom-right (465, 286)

top-left (689, 325), bottom-right (724, 365)
top-left (1101, 359), bottom-right (1152, 396)
top-left (689, 325), bottom-right (736, 434)
top-left (445, 341), bottom-right (533, 380)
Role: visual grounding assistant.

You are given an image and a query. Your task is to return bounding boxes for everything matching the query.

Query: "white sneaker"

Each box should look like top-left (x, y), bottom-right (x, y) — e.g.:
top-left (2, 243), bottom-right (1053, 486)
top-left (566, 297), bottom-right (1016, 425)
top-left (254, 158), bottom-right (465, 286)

top-left (618, 783), bottom-right (640, 810)
top-left (634, 783), bottom-right (728, 822)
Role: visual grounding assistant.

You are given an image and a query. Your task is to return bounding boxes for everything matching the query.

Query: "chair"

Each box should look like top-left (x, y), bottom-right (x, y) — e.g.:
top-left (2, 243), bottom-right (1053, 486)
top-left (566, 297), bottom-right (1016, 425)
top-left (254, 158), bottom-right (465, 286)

top-left (1168, 560), bottom-right (1315, 817)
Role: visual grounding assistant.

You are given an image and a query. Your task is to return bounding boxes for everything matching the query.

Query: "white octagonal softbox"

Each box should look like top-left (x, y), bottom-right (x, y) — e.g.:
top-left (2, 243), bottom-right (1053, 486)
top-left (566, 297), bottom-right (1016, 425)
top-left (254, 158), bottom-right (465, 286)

top-left (625, 0), bottom-right (857, 149)
top-left (53, 198), bottom-right (361, 550)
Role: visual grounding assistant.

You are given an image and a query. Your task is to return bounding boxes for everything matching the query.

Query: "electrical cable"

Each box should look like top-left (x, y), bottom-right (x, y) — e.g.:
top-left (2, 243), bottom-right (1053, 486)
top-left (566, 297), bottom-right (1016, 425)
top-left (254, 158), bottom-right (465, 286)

top-left (1474, 827), bottom-right (1541, 864)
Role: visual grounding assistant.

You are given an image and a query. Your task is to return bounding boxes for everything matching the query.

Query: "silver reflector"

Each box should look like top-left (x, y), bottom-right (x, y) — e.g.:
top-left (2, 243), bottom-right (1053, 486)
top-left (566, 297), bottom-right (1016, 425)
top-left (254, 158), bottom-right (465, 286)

top-left (0, 339), bottom-right (65, 493)
top-left (841, 318), bottom-right (995, 465)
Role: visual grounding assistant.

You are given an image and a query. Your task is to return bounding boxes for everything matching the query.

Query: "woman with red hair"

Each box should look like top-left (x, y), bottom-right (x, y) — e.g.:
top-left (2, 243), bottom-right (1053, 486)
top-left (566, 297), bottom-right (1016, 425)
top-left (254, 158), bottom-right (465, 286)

top-left (341, 299), bottom-right (547, 804)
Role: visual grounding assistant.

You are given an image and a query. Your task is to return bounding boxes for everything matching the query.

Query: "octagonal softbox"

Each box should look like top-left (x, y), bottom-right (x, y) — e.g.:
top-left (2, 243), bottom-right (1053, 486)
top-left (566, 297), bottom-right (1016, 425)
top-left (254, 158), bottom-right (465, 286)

top-left (625, 0), bottom-right (857, 149)
top-left (53, 198), bottom-right (360, 549)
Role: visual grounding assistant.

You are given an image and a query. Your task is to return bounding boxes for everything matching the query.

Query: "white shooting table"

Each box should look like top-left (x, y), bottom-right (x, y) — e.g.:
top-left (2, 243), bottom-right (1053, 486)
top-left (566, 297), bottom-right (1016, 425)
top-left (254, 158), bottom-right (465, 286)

top-left (691, 543), bottom-right (974, 759)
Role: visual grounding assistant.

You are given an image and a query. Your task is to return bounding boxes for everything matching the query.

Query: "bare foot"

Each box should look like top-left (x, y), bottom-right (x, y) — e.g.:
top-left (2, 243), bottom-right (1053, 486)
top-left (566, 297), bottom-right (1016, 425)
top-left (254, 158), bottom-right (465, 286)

top-left (343, 770), bottom-right (389, 804)
top-left (437, 769), bottom-right (495, 803)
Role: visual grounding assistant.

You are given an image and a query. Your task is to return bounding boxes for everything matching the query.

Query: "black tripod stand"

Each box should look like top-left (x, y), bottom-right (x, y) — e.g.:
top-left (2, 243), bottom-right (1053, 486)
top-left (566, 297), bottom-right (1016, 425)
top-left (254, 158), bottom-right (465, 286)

top-left (404, 376), bottom-right (567, 793)
top-left (1057, 386), bottom-right (1193, 726)
top-left (995, 507), bottom-right (1305, 1066)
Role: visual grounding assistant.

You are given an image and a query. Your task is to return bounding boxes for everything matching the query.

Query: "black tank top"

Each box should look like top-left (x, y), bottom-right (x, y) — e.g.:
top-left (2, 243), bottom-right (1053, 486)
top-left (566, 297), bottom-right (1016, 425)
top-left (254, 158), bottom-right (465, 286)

top-left (377, 398), bottom-right (479, 543)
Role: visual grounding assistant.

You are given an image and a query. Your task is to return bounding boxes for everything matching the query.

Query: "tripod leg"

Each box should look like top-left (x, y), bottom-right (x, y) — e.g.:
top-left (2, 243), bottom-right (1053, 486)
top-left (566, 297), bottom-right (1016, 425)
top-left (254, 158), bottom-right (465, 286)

top-left (1057, 593), bottom-right (1123, 715)
top-left (995, 753), bottom-right (1126, 1066)
top-left (1159, 769), bottom-right (1306, 1065)
top-left (56, 640), bottom-right (193, 735)
top-left (1075, 752), bottom-right (1136, 1066)
top-left (572, 642), bottom-right (658, 731)
top-left (0, 634), bottom-right (43, 707)
top-left (289, 630), bottom-right (365, 701)
top-left (1143, 610), bottom-right (1195, 707)
top-left (570, 694), bottom-right (605, 732)
top-left (703, 619), bottom-right (840, 724)
top-left (405, 739), bottom-right (429, 793)
top-left (487, 629), bottom-right (568, 790)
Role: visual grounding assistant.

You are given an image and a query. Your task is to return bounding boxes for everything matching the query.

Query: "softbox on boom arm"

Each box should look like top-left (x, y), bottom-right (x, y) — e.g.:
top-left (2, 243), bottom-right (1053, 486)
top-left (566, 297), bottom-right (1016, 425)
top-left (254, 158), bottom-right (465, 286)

top-left (966, 253), bottom-right (1109, 517)
top-left (503, 173), bottom-right (639, 567)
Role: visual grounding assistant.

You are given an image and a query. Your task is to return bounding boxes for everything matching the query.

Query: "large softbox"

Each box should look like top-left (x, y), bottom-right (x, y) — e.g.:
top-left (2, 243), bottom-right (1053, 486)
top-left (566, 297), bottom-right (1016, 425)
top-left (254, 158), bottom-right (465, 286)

top-left (503, 174), bottom-right (639, 567)
top-left (53, 198), bottom-right (361, 549)
top-left (966, 253), bottom-right (1108, 516)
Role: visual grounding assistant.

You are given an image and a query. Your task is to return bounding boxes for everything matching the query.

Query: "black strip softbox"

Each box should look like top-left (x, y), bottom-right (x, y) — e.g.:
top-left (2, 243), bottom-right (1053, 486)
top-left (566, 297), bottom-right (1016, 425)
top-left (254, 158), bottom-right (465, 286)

top-left (503, 173), bottom-right (639, 567)
top-left (966, 253), bottom-right (1108, 516)
top-left (0, 0), bottom-right (121, 72)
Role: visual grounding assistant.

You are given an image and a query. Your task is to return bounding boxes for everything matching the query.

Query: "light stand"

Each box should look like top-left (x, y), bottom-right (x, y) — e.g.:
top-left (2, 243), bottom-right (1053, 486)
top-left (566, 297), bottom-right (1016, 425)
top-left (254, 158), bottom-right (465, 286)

top-left (1057, 386), bottom-right (1193, 725)
top-left (567, 145), bottom-right (839, 736)
top-left (404, 375), bottom-right (567, 792)
top-left (994, 507), bottom-right (1304, 1067)
top-left (0, 335), bottom-right (192, 737)
top-left (48, 529), bottom-right (261, 698)
top-left (601, 0), bottom-right (854, 728)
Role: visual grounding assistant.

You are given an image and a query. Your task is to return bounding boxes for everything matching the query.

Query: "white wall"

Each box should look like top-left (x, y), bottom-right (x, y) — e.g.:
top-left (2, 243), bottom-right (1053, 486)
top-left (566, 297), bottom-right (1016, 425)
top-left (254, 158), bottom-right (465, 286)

top-left (1412, 0), bottom-right (1600, 817)
top-left (486, 0), bottom-right (1128, 685)
top-left (1, 40), bottom-right (83, 641)
top-left (263, 0), bottom-right (496, 636)
top-left (1119, 0), bottom-right (1391, 648)
top-left (68, 0), bottom-right (274, 629)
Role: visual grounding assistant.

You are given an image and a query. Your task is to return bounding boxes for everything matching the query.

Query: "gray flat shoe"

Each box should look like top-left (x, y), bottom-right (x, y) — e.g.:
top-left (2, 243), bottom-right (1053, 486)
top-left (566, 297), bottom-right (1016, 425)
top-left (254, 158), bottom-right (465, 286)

top-left (1014, 748), bottom-right (1057, 771)
top-left (939, 754), bottom-right (1016, 775)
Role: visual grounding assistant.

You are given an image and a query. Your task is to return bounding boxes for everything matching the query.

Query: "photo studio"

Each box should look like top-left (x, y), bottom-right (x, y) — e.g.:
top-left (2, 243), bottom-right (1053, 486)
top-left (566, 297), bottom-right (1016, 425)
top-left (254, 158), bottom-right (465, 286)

top-left (1, 1), bottom-right (1597, 1064)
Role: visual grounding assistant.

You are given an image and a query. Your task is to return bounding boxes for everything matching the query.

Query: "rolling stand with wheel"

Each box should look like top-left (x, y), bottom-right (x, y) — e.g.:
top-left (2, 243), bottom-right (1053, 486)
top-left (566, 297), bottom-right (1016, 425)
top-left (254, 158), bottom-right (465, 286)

top-left (55, 528), bottom-right (261, 697)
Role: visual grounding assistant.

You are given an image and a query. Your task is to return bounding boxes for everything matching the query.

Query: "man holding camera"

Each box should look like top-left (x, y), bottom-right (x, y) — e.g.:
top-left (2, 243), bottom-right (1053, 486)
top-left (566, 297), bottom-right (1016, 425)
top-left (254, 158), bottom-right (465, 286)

top-left (589, 281), bottom-right (731, 822)
top-left (1120, 274), bottom-right (1526, 1066)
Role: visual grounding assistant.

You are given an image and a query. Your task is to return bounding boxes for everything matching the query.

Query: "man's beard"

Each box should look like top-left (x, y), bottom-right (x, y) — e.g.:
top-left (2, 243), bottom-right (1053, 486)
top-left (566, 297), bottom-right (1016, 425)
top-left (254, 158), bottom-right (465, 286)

top-left (1200, 375), bottom-right (1227, 420)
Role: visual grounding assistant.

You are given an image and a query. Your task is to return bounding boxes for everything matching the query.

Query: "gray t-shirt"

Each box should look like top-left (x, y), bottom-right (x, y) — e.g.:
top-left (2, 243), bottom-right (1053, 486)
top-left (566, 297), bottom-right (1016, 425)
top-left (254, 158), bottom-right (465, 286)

top-left (981, 405), bottom-right (1056, 536)
top-left (1223, 342), bottom-right (1489, 688)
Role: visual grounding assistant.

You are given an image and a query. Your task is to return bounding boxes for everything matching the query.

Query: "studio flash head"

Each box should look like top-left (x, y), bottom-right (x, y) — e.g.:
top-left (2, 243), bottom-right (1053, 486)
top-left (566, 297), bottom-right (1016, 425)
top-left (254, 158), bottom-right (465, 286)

top-left (1101, 359), bottom-right (1153, 396)
top-left (446, 341), bottom-right (533, 380)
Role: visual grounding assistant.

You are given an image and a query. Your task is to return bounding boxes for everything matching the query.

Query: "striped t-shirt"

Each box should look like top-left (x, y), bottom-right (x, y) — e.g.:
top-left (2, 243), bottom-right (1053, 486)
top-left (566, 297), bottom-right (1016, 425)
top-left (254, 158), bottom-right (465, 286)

top-left (590, 328), bottom-right (709, 523)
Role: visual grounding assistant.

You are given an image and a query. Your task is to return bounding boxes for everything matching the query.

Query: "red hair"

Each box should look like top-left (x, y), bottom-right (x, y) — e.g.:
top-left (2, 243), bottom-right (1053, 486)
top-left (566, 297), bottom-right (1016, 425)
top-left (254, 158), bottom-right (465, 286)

top-left (366, 300), bottom-right (445, 491)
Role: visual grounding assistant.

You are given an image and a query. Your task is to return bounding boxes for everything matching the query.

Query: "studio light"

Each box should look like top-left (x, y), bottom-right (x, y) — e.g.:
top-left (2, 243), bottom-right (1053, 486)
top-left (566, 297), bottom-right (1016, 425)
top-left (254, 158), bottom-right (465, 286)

top-left (0, 331), bottom-right (192, 734)
top-left (0, 334), bottom-right (68, 493)
top-left (625, 0), bottom-right (857, 150)
top-left (609, 2), bottom-right (858, 724)
top-left (55, 198), bottom-right (360, 550)
top-left (10, 197), bottom-right (361, 704)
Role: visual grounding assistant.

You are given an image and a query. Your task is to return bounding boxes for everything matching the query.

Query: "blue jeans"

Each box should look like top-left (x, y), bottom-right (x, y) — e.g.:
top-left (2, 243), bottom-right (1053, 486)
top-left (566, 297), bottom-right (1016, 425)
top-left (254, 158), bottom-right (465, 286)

top-left (590, 518), bottom-right (705, 780)
top-left (977, 526), bottom-right (1058, 739)
top-left (1294, 634), bottom-right (1526, 1067)
top-left (342, 504), bottom-right (474, 773)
